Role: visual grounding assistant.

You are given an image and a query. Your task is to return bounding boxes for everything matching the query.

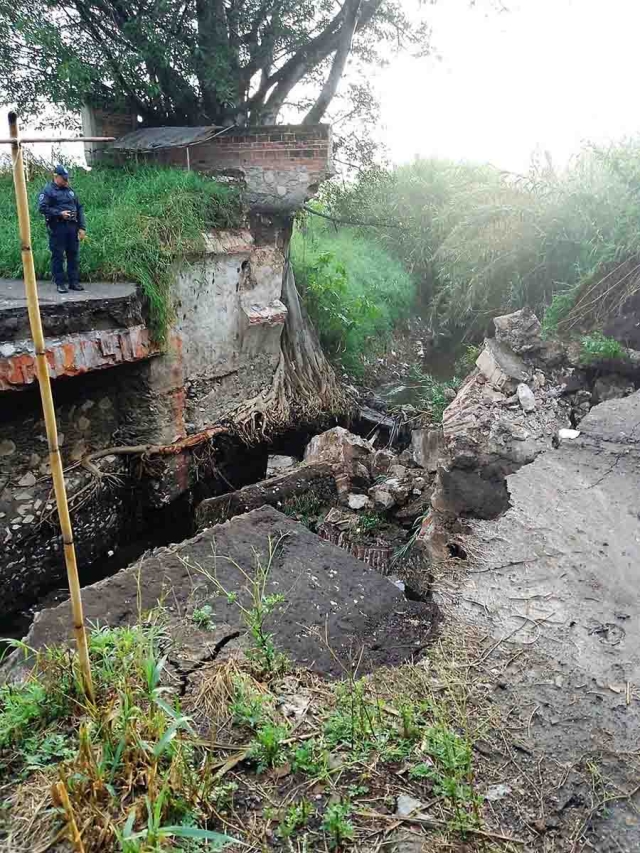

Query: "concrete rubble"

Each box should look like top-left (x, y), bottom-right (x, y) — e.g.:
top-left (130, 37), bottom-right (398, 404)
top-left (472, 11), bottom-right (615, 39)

top-left (422, 307), bottom-right (640, 557)
top-left (11, 505), bottom-right (437, 678)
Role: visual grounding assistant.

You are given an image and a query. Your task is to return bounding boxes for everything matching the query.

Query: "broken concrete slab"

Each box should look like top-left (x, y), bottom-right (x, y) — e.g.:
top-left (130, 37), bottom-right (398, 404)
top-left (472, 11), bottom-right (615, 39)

top-left (19, 506), bottom-right (437, 677)
top-left (493, 306), bottom-right (542, 354)
top-left (196, 463), bottom-right (336, 529)
top-left (411, 428), bottom-right (443, 472)
top-left (266, 454), bottom-right (298, 476)
top-left (475, 337), bottom-right (531, 391)
top-left (0, 279), bottom-right (142, 342)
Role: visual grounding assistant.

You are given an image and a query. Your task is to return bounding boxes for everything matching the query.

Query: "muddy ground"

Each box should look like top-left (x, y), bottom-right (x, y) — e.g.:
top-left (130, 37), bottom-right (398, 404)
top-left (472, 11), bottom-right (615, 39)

top-left (434, 390), bottom-right (640, 851)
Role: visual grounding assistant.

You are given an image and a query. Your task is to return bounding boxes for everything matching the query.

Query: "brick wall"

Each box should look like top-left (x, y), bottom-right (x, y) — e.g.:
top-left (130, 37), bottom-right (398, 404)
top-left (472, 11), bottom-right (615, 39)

top-left (83, 106), bottom-right (334, 212)
top-left (149, 125), bottom-right (333, 212)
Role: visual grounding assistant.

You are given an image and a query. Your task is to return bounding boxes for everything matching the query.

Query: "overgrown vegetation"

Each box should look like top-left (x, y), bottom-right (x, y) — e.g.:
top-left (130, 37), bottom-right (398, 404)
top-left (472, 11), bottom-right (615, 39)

top-left (0, 162), bottom-right (243, 340)
top-left (321, 141), bottom-right (640, 343)
top-left (291, 217), bottom-right (416, 376)
top-left (0, 618), bottom-right (503, 852)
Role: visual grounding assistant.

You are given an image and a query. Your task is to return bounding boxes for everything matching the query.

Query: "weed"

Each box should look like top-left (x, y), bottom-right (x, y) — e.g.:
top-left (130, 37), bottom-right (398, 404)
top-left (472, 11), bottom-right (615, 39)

top-left (398, 702), bottom-right (421, 742)
top-left (422, 722), bottom-right (472, 775)
top-left (0, 679), bottom-right (67, 750)
top-left (191, 605), bottom-right (215, 631)
top-left (454, 344), bottom-right (480, 376)
top-left (322, 801), bottom-right (354, 849)
top-left (21, 731), bottom-right (75, 773)
top-left (291, 739), bottom-right (331, 780)
top-left (230, 675), bottom-right (269, 729)
top-left (211, 782), bottom-right (238, 811)
top-left (281, 493), bottom-right (326, 531)
top-left (405, 366), bottom-right (459, 422)
top-left (248, 723), bottom-right (289, 772)
top-left (357, 510), bottom-right (385, 533)
top-left (197, 533), bottom-right (290, 675)
top-left (542, 287), bottom-right (579, 336)
top-left (277, 799), bottom-right (314, 839)
top-left (580, 331), bottom-right (628, 364)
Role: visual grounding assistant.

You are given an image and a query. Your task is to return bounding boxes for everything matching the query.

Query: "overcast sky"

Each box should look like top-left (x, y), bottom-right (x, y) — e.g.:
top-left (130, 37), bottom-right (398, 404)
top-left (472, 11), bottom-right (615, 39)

top-left (374, 0), bottom-right (640, 172)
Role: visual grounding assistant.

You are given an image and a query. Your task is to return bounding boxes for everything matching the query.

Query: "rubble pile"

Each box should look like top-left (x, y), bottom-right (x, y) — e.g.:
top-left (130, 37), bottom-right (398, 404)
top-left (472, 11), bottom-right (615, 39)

top-left (303, 426), bottom-right (434, 526)
top-left (422, 307), bottom-right (640, 557)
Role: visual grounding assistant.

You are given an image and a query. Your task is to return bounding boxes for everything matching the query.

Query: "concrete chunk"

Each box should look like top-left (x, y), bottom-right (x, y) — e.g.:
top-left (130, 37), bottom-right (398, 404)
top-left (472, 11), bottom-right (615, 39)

top-left (476, 338), bottom-right (530, 391)
top-left (17, 506), bottom-right (437, 677)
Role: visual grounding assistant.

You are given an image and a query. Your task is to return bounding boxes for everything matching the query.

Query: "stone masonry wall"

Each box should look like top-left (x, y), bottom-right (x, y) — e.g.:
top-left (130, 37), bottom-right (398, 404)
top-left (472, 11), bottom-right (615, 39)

top-left (0, 219), bottom-right (290, 614)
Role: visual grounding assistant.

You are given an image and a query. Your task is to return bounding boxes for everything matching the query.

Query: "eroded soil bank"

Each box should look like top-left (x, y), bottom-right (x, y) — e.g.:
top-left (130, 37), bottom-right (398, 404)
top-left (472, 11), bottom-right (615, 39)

top-left (3, 309), bottom-right (640, 851)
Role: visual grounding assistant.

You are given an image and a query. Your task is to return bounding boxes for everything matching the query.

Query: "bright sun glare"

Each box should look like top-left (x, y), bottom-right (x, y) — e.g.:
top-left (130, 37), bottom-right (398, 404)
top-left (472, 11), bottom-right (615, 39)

top-left (376, 0), bottom-right (640, 172)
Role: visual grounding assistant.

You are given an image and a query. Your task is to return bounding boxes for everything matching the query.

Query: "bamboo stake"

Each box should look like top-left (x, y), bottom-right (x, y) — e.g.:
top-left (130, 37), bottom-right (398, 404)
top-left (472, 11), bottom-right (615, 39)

top-left (52, 780), bottom-right (86, 853)
top-left (8, 111), bottom-right (94, 701)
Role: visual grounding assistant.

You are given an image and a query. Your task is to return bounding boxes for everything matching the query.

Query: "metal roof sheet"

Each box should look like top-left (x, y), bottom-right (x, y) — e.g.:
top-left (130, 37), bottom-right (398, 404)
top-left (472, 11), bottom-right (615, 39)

top-left (112, 126), bottom-right (224, 151)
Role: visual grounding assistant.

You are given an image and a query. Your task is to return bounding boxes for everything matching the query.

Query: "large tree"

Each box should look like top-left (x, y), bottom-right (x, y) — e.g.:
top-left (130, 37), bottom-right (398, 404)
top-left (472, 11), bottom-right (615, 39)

top-left (0, 0), bottom-right (430, 127)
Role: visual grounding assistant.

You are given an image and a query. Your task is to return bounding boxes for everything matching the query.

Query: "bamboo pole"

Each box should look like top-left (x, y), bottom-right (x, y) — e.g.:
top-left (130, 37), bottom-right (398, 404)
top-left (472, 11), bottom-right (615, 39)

top-left (8, 111), bottom-right (94, 701)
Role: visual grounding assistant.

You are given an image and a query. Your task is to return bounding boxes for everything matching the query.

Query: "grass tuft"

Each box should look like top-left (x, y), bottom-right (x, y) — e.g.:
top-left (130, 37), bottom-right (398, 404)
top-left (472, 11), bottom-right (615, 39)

top-left (0, 161), bottom-right (243, 341)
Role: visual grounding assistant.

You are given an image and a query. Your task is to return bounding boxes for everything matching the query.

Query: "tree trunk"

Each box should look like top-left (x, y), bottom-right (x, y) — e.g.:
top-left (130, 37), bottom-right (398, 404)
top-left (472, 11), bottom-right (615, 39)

top-left (304, 0), bottom-right (362, 125)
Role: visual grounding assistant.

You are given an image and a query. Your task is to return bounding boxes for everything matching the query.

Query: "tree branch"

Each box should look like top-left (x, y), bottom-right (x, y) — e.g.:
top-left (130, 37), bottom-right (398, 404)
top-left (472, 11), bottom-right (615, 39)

top-left (303, 0), bottom-right (361, 124)
top-left (302, 204), bottom-right (402, 229)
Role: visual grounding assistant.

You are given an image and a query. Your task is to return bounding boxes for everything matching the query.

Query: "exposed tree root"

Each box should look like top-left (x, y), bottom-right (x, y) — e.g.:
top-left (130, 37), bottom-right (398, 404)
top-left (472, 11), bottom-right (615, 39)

top-left (80, 261), bottom-right (350, 478)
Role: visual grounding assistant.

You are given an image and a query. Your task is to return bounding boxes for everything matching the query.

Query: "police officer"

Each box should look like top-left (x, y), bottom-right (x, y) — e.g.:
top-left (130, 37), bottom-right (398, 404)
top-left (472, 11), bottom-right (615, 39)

top-left (38, 165), bottom-right (87, 294)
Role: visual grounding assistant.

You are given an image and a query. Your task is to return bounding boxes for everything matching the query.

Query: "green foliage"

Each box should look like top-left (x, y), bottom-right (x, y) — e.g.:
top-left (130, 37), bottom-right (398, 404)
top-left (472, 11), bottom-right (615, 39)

top-left (21, 731), bottom-right (75, 773)
top-left (277, 800), bottom-right (314, 839)
top-left (191, 605), bottom-right (215, 631)
top-left (291, 218), bottom-right (416, 376)
top-left (198, 534), bottom-right (289, 675)
top-left (248, 723), bottom-right (289, 772)
top-left (230, 676), bottom-right (270, 730)
top-left (580, 332), bottom-right (628, 364)
top-left (453, 345), bottom-right (481, 377)
top-left (406, 366), bottom-right (459, 422)
top-left (358, 511), bottom-right (385, 533)
top-left (0, 163), bottom-right (242, 340)
top-left (281, 493), bottom-right (326, 531)
top-left (541, 287), bottom-right (579, 336)
top-left (322, 801), bottom-right (354, 849)
top-left (325, 142), bottom-right (640, 340)
top-left (2, 608), bottom-right (487, 850)
top-left (1, 0), bottom-right (430, 130)
top-left (290, 740), bottom-right (331, 780)
top-left (0, 680), bottom-right (63, 750)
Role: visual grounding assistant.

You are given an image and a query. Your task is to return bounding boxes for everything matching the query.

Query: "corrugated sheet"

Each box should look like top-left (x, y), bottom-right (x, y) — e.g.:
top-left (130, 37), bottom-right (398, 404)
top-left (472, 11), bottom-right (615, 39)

top-left (112, 126), bottom-right (223, 151)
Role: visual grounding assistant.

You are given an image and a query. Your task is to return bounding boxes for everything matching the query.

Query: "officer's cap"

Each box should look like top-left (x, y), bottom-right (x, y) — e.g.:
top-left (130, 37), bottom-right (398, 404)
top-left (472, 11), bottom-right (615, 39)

top-left (54, 164), bottom-right (70, 179)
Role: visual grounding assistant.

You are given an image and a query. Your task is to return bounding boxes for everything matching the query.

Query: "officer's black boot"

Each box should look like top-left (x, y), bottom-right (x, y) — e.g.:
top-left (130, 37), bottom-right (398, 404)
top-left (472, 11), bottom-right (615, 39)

top-left (56, 283), bottom-right (68, 294)
top-left (69, 283), bottom-right (85, 291)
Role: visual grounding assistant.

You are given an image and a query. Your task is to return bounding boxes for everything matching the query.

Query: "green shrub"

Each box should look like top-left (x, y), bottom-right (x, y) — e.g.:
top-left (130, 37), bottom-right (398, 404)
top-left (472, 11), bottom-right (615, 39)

top-left (291, 217), bottom-right (416, 376)
top-left (324, 142), bottom-right (640, 340)
top-left (580, 332), bottom-right (628, 364)
top-left (0, 163), bottom-right (242, 340)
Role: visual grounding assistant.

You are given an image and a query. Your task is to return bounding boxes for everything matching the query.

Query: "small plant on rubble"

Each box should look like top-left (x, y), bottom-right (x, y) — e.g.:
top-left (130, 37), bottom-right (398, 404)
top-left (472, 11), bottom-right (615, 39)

top-left (197, 533), bottom-right (290, 675)
top-left (191, 605), bottom-right (215, 631)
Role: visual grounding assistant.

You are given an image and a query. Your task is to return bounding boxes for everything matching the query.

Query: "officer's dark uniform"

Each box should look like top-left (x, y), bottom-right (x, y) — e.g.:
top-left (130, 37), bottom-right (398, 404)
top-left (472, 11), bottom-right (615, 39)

top-left (38, 166), bottom-right (86, 293)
